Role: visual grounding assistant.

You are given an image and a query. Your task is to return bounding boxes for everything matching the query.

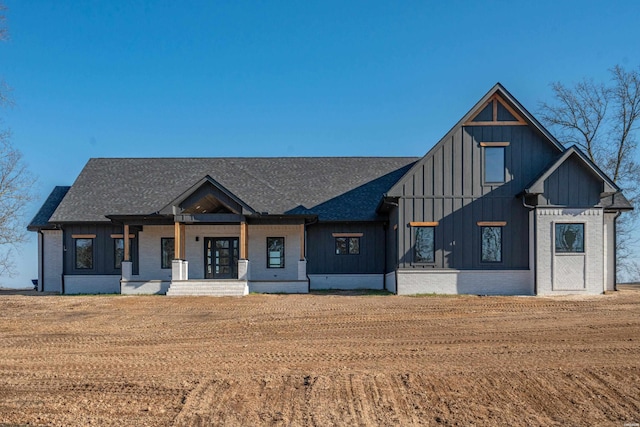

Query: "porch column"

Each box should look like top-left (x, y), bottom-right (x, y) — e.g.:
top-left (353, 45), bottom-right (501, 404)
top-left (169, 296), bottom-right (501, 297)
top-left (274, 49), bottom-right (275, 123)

top-left (121, 224), bottom-right (132, 282)
top-left (299, 223), bottom-right (305, 260)
top-left (172, 222), bottom-right (188, 281)
top-left (240, 221), bottom-right (248, 259)
top-left (174, 222), bottom-right (186, 259)
top-left (238, 221), bottom-right (250, 281)
top-left (298, 223), bottom-right (307, 280)
top-left (123, 224), bottom-right (130, 261)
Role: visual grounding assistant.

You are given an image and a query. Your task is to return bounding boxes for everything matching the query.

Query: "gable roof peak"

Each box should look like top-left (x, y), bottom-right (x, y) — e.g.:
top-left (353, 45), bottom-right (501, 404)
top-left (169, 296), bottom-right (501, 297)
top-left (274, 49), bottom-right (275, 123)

top-left (159, 175), bottom-right (256, 216)
top-left (385, 83), bottom-right (565, 197)
top-left (525, 145), bottom-right (620, 195)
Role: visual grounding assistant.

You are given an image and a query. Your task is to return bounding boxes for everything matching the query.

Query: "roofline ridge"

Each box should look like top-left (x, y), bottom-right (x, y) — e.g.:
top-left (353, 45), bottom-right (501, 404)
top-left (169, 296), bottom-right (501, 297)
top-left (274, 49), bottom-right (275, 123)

top-left (87, 156), bottom-right (421, 160)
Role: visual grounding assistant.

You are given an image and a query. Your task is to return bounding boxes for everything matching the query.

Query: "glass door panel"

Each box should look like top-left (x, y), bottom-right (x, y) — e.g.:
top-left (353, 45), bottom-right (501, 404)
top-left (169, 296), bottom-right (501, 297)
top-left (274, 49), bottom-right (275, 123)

top-left (204, 237), bottom-right (239, 279)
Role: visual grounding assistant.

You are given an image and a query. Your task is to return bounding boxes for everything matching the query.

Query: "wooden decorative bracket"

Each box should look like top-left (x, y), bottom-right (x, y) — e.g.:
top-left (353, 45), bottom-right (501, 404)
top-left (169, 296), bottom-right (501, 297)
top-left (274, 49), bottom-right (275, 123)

top-left (464, 93), bottom-right (527, 126)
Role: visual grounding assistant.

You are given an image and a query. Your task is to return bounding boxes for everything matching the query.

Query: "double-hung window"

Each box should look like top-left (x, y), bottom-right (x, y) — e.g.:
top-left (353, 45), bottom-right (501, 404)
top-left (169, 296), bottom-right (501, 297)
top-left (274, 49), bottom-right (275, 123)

top-left (267, 237), bottom-right (285, 268)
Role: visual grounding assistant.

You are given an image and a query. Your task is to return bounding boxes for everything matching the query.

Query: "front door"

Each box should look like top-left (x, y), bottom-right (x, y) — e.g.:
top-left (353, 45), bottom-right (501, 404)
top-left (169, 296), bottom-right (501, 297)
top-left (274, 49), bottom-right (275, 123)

top-left (204, 238), bottom-right (239, 279)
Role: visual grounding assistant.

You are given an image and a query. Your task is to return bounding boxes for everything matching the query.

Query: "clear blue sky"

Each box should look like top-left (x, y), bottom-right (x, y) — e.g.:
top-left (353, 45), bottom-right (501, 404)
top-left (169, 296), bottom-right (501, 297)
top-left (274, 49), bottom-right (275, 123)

top-left (1, 0), bottom-right (639, 287)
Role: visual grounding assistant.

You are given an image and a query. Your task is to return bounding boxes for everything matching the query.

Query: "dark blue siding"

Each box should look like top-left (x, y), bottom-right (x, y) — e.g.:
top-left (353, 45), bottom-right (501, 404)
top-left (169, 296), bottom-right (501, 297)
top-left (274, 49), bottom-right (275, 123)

top-left (306, 222), bottom-right (385, 274)
top-left (63, 224), bottom-right (139, 275)
top-left (391, 124), bottom-right (561, 270)
top-left (540, 155), bottom-right (603, 206)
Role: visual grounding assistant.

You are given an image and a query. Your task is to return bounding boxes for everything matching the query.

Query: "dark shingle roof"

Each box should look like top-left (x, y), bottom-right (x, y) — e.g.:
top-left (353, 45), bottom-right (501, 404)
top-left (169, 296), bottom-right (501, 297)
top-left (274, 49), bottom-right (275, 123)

top-left (28, 186), bottom-right (71, 230)
top-left (601, 192), bottom-right (634, 211)
top-left (49, 157), bottom-right (418, 223)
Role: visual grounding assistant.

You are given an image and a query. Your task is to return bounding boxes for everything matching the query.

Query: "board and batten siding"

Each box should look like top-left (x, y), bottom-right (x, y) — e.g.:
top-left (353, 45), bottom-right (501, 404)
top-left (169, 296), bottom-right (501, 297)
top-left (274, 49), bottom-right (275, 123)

top-left (63, 224), bottom-right (139, 276)
top-left (306, 222), bottom-right (386, 275)
top-left (385, 206), bottom-right (399, 274)
top-left (390, 124), bottom-right (561, 270)
top-left (539, 155), bottom-right (603, 207)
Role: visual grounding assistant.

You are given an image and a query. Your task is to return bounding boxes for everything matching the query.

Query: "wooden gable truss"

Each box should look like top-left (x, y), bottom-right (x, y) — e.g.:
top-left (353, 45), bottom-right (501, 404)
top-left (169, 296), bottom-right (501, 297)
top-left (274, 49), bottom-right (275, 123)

top-left (463, 93), bottom-right (527, 126)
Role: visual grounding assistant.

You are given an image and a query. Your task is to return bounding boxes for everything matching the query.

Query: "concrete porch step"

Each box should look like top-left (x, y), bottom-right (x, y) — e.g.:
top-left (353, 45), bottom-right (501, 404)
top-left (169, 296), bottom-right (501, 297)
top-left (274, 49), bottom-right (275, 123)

top-left (166, 281), bottom-right (247, 297)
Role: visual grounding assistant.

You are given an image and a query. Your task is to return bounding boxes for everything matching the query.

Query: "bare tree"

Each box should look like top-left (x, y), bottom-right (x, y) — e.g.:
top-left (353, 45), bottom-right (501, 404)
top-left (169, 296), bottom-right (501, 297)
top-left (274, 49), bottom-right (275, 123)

top-left (0, 4), bottom-right (6, 42)
top-left (0, 4), bottom-right (10, 108)
top-left (539, 65), bottom-right (640, 280)
top-left (0, 3), bottom-right (36, 277)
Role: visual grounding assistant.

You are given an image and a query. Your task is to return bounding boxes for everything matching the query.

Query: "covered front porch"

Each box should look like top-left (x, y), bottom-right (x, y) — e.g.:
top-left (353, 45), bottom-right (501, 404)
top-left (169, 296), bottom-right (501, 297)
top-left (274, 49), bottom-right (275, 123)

top-left (113, 174), bottom-right (312, 295)
top-left (166, 218), bottom-right (251, 296)
top-left (116, 217), bottom-right (311, 296)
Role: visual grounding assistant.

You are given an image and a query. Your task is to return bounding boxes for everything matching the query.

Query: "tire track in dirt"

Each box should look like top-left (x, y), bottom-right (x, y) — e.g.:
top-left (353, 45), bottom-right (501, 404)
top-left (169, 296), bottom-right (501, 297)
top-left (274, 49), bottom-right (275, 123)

top-left (169, 368), bottom-right (640, 426)
top-left (1, 291), bottom-right (639, 425)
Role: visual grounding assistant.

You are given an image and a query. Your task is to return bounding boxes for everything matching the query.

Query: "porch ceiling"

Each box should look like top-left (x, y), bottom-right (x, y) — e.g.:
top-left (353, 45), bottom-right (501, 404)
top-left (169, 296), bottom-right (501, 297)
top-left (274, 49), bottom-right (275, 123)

top-left (181, 194), bottom-right (233, 214)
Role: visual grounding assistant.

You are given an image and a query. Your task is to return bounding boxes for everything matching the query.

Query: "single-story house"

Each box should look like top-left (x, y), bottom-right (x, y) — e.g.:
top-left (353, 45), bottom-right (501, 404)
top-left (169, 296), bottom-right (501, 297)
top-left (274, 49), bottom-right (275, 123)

top-left (28, 83), bottom-right (632, 296)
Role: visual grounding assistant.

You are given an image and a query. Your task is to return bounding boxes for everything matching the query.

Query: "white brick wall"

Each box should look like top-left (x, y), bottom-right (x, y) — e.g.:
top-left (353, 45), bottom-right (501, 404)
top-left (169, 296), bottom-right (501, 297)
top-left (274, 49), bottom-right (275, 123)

top-left (64, 275), bottom-right (120, 294)
top-left (536, 208), bottom-right (604, 295)
top-left (385, 272), bottom-right (396, 293)
top-left (248, 224), bottom-right (302, 281)
top-left (603, 213), bottom-right (616, 292)
top-left (121, 280), bottom-right (170, 295)
top-left (248, 281), bottom-right (308, 293)
top-left (138, 225), bottom-right (174, 281)
top-left (41, 230), bottom-right (63, 293)
top-left (396, 269), bottom-right (533, 295)
top-left (309, 274), bottom-right (384, 290)
top-left (137, 224), bottom-right (242, 281)
top-left (184, 225), bottom-right (240, 279)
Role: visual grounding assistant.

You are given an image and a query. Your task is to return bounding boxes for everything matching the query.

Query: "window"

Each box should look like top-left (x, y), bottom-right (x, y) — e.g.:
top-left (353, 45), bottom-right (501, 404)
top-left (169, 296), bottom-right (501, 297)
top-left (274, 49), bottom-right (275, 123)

top-left (114, 238), bottom-right (124, 269)
top-left (555, 223), bottom-right (584, 253)
top-left (75, 238), bottom-right (94, 269)
top-left (335, 237), bottom-right (360, 255)
top-left (161, 238), bottom-right (175, 269)
top-left (481, 226), bottom-right (502, 263)
top-left (267, 237), bottom-right (285, 268)
top-left (484, 146), bottom-right (505, 183)
top-left (114, 238), bottom-right (133, 269)
top-left (414, 227), bottom-right (435, 263)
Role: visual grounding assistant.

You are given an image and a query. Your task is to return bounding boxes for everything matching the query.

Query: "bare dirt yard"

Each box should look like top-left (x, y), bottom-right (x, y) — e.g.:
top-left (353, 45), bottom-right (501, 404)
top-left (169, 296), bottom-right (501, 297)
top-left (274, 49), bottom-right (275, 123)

top-left (0, 290), bottom-right (639, 426)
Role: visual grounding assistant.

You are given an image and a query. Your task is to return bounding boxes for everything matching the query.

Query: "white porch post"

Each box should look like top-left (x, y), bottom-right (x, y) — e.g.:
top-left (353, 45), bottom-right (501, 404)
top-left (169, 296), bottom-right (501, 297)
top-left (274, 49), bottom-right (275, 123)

top-left (121, 261), bottom-right (133, 281)
top-left (238, 221), bottom-right (250, 280)
top-left (172, 221), bottom-right (188, 281)
top-left (121, 224), bottom-right (133, 282)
